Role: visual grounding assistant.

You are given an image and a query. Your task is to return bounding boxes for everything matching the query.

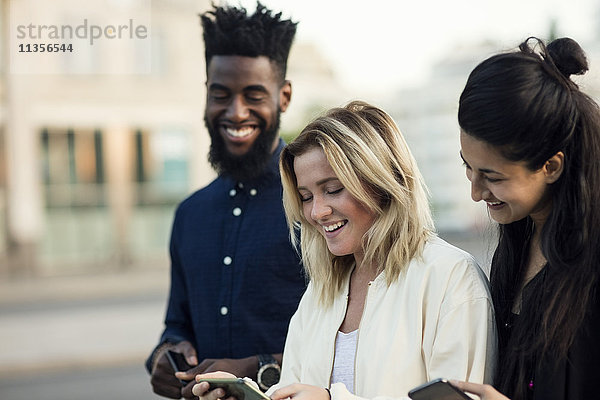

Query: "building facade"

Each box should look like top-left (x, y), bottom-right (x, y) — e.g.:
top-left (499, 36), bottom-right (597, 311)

top-left (388, 38), bottom-right (600, 233)
top-left (0, 0), bottom-right (349, 277)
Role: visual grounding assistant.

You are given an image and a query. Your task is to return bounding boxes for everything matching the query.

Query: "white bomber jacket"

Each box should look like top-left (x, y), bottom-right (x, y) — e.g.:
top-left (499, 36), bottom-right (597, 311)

top-left (268, 236), bottom-right (497, 400)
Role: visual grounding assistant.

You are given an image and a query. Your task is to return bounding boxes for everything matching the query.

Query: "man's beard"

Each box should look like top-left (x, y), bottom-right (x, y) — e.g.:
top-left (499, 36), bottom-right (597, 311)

top-left (206, 113), bottom-right (281, 182)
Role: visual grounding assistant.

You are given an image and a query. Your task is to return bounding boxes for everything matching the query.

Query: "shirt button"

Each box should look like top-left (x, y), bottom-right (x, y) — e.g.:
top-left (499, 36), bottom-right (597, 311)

top-left (237, 182), bottom-right (244, 189)
top-left (232, 207), bottom-right (242, 216)
top-left (220, 306), bottom-right (228, 315)
top-left (250, 188), bottom-right (257, 196)
top-left (223, 256), bottom-right (232, 265)
top-left (229, 189), bottom-right (236, 197)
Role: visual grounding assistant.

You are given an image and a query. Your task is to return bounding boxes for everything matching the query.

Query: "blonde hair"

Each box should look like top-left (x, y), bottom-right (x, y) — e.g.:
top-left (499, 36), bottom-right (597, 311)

top-left (280, 101), bottom-right (434, 306)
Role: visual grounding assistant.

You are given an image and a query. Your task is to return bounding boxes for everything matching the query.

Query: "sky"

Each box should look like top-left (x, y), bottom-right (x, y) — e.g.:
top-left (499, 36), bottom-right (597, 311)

top-left (236, 0), bottom-right (599, 94)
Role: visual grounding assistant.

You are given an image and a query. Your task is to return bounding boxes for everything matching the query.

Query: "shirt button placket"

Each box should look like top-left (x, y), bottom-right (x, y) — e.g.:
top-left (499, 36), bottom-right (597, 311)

top-left (220, 185), bottom-right (244, 352)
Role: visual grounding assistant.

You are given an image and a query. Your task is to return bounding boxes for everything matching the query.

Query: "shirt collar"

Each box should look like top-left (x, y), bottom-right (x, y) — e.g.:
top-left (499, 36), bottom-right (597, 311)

top-left (227, 138), bottom-right (285, 190)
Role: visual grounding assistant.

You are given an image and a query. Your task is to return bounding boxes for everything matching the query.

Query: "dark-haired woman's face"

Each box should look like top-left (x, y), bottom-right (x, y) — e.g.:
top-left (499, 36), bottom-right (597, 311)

top-left (460, 131), bottom-right (554, 226)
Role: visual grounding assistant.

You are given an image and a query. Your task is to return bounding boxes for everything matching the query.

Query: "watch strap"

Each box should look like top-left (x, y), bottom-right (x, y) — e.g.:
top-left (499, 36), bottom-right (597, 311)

top-left (257, 353), bottom-right (277, 367)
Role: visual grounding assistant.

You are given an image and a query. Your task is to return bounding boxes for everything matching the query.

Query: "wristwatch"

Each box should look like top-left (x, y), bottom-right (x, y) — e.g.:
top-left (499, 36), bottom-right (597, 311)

top-left (257, 353), bottom-right (281, 391)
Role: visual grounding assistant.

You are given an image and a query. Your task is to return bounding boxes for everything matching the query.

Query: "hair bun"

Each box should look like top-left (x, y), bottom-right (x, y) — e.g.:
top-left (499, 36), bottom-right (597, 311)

top-left (547, 37), bottom-right (589, 77)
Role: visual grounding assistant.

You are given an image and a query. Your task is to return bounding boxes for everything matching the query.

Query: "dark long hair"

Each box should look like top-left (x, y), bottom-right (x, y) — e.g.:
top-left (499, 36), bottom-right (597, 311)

top-left (458, 37), bottom-right (600, 400)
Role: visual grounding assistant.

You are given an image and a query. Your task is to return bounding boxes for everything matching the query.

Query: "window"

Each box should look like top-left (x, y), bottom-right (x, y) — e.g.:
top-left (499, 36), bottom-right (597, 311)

top-left (133, 128), bottom-right (190, 205)
top-left (41, 128), bottom-right (106, 207)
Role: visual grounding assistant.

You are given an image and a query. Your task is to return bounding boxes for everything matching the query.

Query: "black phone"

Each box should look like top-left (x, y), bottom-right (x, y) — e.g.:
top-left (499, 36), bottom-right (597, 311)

top-left (199, 378), bottom-right (270, 400)
top-left (165, 350), bottom-right (192, 385)
top-left (408, 378), bottom-right (471, 400)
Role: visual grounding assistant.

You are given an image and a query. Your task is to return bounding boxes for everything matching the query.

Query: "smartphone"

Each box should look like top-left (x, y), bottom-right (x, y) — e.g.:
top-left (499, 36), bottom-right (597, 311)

top-left (408, 378), bottom-right (471, 400)
top-left (165, 350), bottom-right (192, 385)
top-left (199, 377), bottom-right (270, 400)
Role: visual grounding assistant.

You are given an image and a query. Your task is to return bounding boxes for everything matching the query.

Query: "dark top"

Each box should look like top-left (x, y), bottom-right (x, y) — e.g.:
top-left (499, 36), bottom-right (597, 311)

top-left (146, 140), bottom-right (306, 372)
top-left (498, 268), bottom-right (600, 400)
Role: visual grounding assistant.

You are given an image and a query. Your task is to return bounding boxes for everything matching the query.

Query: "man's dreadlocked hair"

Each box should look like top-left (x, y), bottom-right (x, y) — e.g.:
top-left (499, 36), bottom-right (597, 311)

top-left (200, 2), bottom-right (297, 82)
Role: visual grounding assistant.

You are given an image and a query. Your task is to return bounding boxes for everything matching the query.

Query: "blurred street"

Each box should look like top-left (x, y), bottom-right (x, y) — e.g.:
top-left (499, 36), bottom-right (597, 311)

top-left (0, 268), bottom-right (169, 400)
top-left (0, 356), bottom-right (162, 400)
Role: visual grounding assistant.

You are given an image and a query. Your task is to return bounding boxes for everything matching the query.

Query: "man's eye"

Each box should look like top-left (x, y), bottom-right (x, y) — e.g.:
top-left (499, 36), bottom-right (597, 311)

top-left (246, 94), bottom-right (265, 102)
top-left (210, 91), bottom-right (229, 100)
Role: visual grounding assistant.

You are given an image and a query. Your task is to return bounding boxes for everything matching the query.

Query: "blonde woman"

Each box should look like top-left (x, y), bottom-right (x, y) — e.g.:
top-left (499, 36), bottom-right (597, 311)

top-left (191, 101), bottom-right (496, 400)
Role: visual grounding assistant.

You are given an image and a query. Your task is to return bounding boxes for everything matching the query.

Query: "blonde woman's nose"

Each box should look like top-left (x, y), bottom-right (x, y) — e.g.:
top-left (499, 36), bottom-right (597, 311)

top-left (311, 196), bottom-right (332, 220)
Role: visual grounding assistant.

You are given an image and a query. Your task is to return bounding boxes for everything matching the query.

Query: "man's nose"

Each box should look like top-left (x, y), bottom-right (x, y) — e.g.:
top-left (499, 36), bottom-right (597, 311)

top-left (225, 96), bottom-right (250, 122)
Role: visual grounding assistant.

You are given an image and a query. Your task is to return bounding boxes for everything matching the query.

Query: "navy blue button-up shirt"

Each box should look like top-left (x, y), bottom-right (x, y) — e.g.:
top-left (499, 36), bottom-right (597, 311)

top-left (147, 140), bottom-right (306, 370)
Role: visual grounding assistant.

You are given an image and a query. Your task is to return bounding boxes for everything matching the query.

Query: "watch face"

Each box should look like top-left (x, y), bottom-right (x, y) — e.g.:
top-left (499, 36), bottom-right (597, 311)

top-left (261, 366), bottom-right (280, 387)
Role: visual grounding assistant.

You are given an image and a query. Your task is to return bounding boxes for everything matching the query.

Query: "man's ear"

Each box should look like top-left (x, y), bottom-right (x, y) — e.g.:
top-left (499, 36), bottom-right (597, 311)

top-left (279, 80), bottom-right (292, 113)
top-left (543, 151), bottom-right (564, 183)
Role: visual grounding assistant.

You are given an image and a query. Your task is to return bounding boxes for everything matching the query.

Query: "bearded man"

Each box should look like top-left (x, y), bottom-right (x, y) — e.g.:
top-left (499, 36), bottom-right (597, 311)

top-left (146, 3), bottom-right (306, 399)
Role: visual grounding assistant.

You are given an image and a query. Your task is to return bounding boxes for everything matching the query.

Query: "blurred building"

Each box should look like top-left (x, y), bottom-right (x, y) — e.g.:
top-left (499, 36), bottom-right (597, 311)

top-left (0, 0), bottom-right (214, 276)
top-left (284, 41), bottom-right (351, 132)
top-left (385, 42), bottom-right (495, 232)
top-left (0, 0), bottom-right (348, 278)
top-left (387, 38), bottom-right (600, 233)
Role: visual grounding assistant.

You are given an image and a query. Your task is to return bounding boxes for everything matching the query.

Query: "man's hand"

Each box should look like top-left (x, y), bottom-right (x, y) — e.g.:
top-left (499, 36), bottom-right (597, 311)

top-left (178, 356), bottom-right (258, 399)
top-left (150, 341), bottom-right (198, 399)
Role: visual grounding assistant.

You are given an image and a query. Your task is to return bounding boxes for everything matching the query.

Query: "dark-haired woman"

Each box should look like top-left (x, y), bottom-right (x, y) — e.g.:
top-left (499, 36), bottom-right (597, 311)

top-left (453, 37), bottom-right (600, 400)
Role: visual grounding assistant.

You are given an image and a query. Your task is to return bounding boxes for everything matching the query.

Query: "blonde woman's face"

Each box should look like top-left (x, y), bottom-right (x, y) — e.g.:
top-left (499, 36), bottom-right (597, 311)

top-left (294, 147), bottom-right (376, 263)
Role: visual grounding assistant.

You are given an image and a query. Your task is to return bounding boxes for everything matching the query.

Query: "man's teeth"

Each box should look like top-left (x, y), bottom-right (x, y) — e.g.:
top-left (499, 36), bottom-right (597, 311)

top-left (226, 127), bottom-right (254, 138)
top-left (487, 201), bottom-right (503, 206)
top-left (323, 221), bottom-right (346, 232)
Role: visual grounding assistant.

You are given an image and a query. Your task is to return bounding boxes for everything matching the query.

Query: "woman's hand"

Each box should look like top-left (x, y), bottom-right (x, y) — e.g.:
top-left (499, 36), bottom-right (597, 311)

top-left (191, 371), bottom-right (237, 400)
top-left (450, 380), bottom-right (510, 400)
top-left (270, 383), bottom-right (330, 400)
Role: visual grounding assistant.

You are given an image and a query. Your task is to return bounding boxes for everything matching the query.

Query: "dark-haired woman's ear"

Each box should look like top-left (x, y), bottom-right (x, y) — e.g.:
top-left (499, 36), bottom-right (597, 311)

top-left (279, 80), bottom-right (292, 112)
top-left (543, 151), bottom-right (565, 183)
